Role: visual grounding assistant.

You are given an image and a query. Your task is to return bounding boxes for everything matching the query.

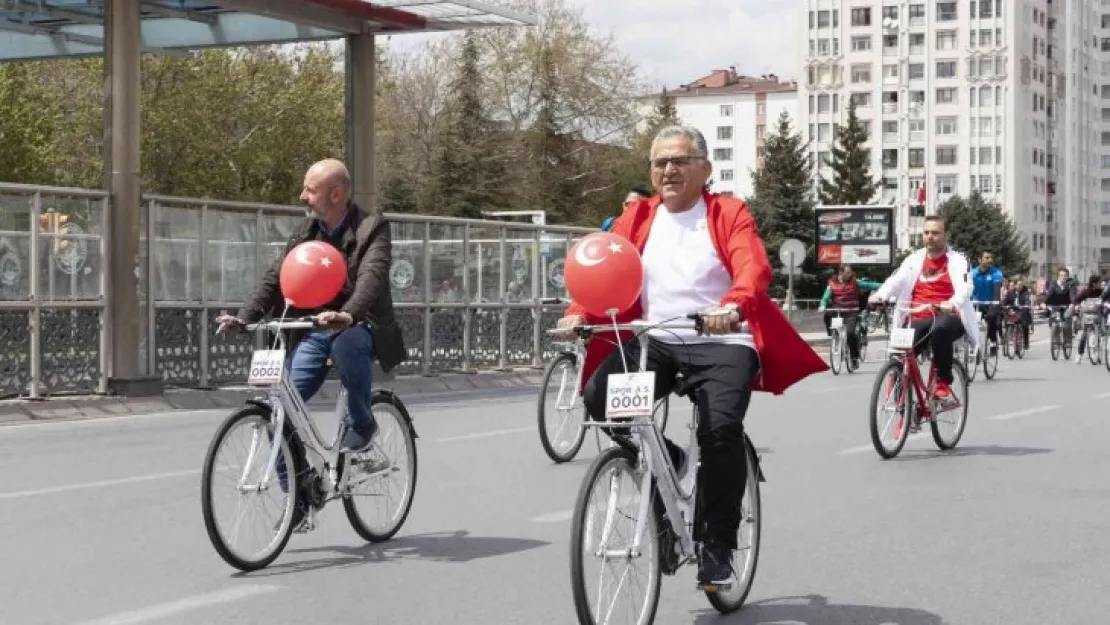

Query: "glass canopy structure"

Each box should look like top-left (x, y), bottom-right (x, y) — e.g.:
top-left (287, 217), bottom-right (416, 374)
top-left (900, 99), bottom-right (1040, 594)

top-left (0, 0), bottom-right (535, 59)
top-left (0, 0), bottom-right (535, 396)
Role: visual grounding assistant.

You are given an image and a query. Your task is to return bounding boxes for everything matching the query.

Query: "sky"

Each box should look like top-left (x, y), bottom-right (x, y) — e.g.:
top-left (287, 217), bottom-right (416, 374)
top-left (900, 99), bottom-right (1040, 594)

top-left (383, 0), bottom-right (801, 91)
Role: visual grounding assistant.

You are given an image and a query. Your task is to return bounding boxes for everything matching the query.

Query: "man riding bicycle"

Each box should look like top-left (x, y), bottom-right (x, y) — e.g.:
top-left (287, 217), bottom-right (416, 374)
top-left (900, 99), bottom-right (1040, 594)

top-left (868, 215), bottom-right (978, 408)
top-left (818, 264), bottom-right (880, 369)
top-left (1071, 274), bottom-right (1109, 364)
top-left (216, 159), bottom-right (406, 453)
top-left (556, 125), bottom-right (826, 589)
top-left (970, 251), bottom-right (1004, 356)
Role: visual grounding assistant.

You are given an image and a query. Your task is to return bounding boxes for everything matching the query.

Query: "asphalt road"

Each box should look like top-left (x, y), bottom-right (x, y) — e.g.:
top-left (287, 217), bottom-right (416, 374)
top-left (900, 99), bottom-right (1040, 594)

top-left (3, 337), bottom-right (1110, 625)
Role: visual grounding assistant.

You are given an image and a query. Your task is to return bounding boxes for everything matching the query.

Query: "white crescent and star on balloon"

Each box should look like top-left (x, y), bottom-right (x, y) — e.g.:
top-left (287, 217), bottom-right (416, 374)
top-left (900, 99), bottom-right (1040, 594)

top-left (573, 236), bottom-right (624, 267)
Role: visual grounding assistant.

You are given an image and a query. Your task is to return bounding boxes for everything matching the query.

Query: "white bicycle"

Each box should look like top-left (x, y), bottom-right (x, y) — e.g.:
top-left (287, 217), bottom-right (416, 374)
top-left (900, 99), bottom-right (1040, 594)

top-left (566, 314), bottom-right (763, 624)
top-left (201, 316), bottom-right (418, 572)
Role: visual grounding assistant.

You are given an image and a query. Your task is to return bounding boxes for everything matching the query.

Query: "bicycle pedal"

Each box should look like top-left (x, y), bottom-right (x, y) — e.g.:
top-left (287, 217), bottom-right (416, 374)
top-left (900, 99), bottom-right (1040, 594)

top-left (697, 581), bottom-right (733, 592)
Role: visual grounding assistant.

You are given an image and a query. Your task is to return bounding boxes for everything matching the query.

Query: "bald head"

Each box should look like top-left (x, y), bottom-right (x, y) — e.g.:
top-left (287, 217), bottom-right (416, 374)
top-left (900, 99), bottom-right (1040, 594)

top-left (300, 158), bottom-right (352, 227)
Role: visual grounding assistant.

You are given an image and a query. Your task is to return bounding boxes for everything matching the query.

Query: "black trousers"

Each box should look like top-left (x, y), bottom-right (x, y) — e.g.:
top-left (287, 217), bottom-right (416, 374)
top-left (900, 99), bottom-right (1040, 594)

top-left (974, 302), bottom-right (1001, 343)
top-left (583, 339), bottom-right (760, 549)
top-left (909, 314), bottom-right (965, 384)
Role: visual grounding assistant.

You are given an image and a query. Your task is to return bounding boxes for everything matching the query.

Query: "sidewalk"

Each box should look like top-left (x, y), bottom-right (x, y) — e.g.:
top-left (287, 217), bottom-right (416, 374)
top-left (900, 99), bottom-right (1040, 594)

top-left (0, 330), bottom-right (862, 426)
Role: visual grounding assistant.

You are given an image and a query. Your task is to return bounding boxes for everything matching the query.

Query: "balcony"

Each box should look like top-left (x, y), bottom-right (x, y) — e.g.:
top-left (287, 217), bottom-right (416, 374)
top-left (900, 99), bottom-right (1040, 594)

top-left (882, 102), bottom-right (899, 114)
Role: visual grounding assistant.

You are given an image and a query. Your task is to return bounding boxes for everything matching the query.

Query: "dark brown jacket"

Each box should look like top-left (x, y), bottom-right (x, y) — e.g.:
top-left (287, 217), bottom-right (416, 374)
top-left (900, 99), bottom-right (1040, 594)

top-left (237, 203), bottom-right (407, 372)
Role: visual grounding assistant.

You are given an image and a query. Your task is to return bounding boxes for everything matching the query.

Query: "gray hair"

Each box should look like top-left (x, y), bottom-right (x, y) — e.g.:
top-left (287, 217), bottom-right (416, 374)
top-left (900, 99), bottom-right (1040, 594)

top-left (651, 125), bottom-right (709, 159)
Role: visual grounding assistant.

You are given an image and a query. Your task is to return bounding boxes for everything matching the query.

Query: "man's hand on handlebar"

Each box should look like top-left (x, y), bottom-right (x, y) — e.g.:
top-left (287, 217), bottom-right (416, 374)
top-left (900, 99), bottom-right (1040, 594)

top-left (698, 305), bottom-right (741, 336)
top-left (316, 310), bottom-right (353, 330)
top-left (555, 314), bottom-right (584, 338)
top-left (215, 314), bottom-right (244, 335)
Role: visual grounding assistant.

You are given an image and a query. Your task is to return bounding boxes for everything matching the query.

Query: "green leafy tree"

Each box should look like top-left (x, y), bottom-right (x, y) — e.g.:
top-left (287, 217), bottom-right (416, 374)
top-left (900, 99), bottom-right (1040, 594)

top-left (0, 62), bottom-right (61, 186)
top-left (818, 100), bottom-right (879, 205)
top-left (938, 192), bottom-right (1031, 274)
top-left (745, 110), bottom-right (819, 298)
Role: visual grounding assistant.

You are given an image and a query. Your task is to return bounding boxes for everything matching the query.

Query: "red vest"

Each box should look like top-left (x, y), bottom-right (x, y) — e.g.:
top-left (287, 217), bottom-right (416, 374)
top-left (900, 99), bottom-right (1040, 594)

top-left (828, 277), bottom-right (859, 309)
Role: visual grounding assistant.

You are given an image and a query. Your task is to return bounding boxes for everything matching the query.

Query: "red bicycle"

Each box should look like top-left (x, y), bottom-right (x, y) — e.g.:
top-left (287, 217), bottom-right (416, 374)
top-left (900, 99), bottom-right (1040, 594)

top-left (868, 303), bottom-right (970, 459)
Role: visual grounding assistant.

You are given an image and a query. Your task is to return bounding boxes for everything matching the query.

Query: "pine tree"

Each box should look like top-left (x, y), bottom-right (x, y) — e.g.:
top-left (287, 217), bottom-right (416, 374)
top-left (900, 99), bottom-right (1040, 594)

top-left (745, 110), bottom-right (820, 298)
top-left (938, 192), bottom-right (1031, 274)
top-left (818, 100), bottom-right (879, 205)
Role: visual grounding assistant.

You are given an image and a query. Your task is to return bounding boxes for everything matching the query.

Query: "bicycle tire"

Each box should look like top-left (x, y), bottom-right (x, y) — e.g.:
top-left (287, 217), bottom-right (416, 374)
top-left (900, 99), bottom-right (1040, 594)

top-left (201, 403), bottom-right (300, 572)
top-left (704, 436), bottom-right (762, 614)
top-left (1050, 325), bottom-right (1060, 360)
top-left (982, 340), bottom-right (998, 380)
top-left (930, 360), bottom-right (969, 450)
top-left (342, 392), bottom-right (419, 543)
top-left (828, 330), bottom-right (842, 375)
top-left (537, 352), bottom-right (587, 463)
top-left (869, 359), bottom-right (910, 459)
top-left (570, 446), bottom-right (661, 625)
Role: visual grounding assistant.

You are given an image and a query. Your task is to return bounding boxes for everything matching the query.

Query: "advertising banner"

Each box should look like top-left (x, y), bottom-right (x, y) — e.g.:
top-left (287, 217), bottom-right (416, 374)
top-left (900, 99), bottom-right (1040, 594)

top-left (814, 205), bottom-right (895, 267)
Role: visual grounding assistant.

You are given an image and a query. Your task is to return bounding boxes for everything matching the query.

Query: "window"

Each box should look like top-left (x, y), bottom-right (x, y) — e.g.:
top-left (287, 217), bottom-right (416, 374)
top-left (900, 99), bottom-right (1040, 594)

top-left (909, 148), bottom-right (925, 168)
top-left (851, 64), bottom-right (872, 83)
top-left (979, 0), bottom-right (993, 19)
top-left (757, 103), bottom-right (766, 115)
top-left (851, 7), bottom-right (871, 26)
top-left (720, 105), bottom-right (733, 117)
top-left (882, 120), bottom-right (898, 136)
top-left (935, 116), bottom-right (957, 135)
top-left (936, 87), bottom-right (957, 103)
top-left (979, 146), bottom-right (993, 164)
top-left (817, 10), bottom-right (831, 27)
top-left (908, 63), bottom-right (924, 79)
top-left (909, 4), bottom-right (925, 25)
top-left (882, 149), bottom-right (899, 168)
top-left (936, 30), bottom-right (957, 51)
top-left (756, 124), bottom-right (766, 139)
top-left (936, 60), bottom-right (957, 78)
top-left (908, 33), bottom-right (925, 55)
top-left (882, 6), bottom-right (898, 20)
top-left (851, 35), bottom-right (871, 51)
top-left (936, 175), bottom-right (957, 194)
top-left (818, 39), bottom-right (830, 55)
top-left (850, 92), bottom-right (872, 107)
top-left (936, 146), bottom-right (957, 165)
top-left (717, 126), bottom-right (733, 140)
top-left (818, 93), bottom-right (831, 112)
top-left (936, 2), bottom-right (957, 22)
top-left (883, 64), bottom-right (900, 83)
top-left (719, 169), bottom-right (734, 181)
top-left (713, 148), bottom-right (732, 161)
top-left (818, 123), bottom-right (832, 141)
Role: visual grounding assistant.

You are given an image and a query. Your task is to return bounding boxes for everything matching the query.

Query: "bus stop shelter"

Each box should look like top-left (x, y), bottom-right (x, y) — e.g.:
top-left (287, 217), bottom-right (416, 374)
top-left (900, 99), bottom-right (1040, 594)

top-left (0, 0), bottom-right (535, 396)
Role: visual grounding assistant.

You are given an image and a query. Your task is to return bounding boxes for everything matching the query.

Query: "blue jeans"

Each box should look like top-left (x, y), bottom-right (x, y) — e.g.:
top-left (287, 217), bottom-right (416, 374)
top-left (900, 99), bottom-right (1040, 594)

top-left (288, 324), bottom-right (377, 435)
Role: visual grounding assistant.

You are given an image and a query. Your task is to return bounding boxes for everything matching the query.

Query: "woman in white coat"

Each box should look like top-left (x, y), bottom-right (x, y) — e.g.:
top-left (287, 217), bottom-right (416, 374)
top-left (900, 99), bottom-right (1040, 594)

top-left (869, 216), bottom-right (976, 407)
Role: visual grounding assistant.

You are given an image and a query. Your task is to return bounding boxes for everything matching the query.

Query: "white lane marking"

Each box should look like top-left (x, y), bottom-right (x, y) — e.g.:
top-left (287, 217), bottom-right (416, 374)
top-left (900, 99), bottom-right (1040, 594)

top-left (0, 470), bottom-right (199, 500)
top-left (436, 426), bottom-right (535, 443)
top-left (71, 584), bottom-right (280, 625)
top-left (1093, 391), bottom-right (1110, 399)
top-left (838, 444), bottom-right (875, 456)
top-left (531, 509), bottom-right (574, 523)
top-left (987, 405), bottom-right (1060, 421)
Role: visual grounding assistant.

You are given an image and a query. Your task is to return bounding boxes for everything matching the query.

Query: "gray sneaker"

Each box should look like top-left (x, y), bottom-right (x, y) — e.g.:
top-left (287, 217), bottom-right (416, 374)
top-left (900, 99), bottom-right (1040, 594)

top-left (340, 423), bottom-right (377, 454)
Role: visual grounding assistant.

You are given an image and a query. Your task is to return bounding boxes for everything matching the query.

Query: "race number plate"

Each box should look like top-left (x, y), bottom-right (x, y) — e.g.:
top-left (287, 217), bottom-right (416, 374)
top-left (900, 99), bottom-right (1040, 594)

top-left (605, 372), bottom-right (655, 420)
top-left (830, 317), bottom-right (844, 330)
top-left (247, 349), bottom-right (286, 385)
top-left (889, 328), bottom-right (915, 350)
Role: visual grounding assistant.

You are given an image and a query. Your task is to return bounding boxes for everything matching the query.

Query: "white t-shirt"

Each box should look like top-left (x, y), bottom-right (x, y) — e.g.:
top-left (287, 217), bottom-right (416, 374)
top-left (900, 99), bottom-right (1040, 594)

top-left (640, 198), bottom-right (755, 348)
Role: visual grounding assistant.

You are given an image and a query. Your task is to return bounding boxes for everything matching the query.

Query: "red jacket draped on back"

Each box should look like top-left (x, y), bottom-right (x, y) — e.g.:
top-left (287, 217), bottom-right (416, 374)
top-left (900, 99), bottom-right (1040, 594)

top-left (565, 191), bottom-right (829, 395)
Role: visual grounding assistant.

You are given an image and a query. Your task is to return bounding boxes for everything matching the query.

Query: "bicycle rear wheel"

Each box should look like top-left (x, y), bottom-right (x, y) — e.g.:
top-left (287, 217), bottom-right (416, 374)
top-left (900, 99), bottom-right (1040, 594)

top-left (538, 352), bottom-right (587, 463)
top-left (342, 393), bottom-right (419, 543)
top-left (201, 404), bottom-right (300, 572)
top-left (982, 340), bottom-right (999, 379)
top-left (570, 446), bottom-right (661, 625)
top-left (704, 437), bottom-right (762, 614)
top-left (931, 360), bottom-right (969, 450)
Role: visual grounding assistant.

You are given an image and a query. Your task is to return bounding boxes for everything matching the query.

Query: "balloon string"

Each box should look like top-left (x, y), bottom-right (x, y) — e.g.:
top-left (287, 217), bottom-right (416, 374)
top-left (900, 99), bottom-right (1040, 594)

top-left (271, 302), bottom-right (291, 351)
top-left (609, 310), bottom-right (629, 375)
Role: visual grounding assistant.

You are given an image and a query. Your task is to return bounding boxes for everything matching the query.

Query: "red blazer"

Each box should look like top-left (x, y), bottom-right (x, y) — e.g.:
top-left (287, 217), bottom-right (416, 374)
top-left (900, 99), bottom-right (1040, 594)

top-left (565, 191), bottom-right (829, 395)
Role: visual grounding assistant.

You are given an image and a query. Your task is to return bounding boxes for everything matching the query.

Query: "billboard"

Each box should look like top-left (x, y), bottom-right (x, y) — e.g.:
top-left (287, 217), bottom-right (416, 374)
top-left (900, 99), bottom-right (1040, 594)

top-left (815, 205), bottom-right (895, 267)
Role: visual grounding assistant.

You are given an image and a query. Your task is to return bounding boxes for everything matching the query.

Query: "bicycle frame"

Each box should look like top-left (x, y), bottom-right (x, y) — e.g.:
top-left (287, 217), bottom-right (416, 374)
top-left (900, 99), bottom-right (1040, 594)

top-left (575, 321), bottom-right (702, 566)
top-left (887, 306), bottom-right (943, 423)
top-left (241, 320), bottom-right (357, 506)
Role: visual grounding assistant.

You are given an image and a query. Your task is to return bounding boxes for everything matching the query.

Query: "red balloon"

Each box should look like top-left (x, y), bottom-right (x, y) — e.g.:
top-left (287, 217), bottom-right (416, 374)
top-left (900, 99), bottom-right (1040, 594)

top-left (564, 232), bottom-right (644, 317)
top-left (279, 241), bottom-right (347, 309)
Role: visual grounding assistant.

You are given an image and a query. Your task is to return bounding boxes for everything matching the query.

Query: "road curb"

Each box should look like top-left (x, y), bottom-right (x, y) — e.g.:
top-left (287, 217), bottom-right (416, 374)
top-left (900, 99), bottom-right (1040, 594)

top-left (0, 369), bottom-right (548, 426)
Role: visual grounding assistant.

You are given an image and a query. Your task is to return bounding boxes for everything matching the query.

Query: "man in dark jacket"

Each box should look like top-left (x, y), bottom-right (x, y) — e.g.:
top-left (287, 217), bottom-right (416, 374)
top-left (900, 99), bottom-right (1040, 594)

top-left (216, 159), bottom-right (406, 452)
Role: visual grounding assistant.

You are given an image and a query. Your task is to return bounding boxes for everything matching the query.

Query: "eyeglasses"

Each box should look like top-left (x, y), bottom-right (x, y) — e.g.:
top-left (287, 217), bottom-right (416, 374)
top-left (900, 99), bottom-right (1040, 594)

top-left (650, 156), bottom-right (703, 170)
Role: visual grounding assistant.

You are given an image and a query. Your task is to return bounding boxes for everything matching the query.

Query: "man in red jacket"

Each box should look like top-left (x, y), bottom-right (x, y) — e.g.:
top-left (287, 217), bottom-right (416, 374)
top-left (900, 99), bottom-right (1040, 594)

top-left (556, 125), bottom-right (827, 588)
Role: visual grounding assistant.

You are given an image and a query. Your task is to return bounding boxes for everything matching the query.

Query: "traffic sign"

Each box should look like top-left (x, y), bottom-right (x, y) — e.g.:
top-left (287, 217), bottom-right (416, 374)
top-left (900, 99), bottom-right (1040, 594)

top-left (779, 238), bottom-right (806, 269)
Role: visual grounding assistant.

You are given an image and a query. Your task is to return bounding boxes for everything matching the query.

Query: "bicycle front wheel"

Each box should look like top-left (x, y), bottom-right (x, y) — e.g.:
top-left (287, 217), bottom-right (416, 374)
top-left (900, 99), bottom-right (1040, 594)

top-left (828, 330), bottom-right (842, 375)
top-left (570, 446), bottom-right (661, 625)
top-left (869, 359), bottom-right (910, 459)
top-left (201, 404), bottom-right (300, 572)
top-left (342, 392), bottom-right (419, 543)
top-left (704, 437), bottom-right (762, 614)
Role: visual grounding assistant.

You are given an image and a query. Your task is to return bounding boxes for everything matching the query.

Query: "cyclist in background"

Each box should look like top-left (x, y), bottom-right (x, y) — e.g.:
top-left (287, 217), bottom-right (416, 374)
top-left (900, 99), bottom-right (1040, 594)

top-left (1071, 274), bottom-right (1107, 364)
top-left (1002, 278), bottom-right (1033, 350)
top-left (1043, 267), bottom-right (1075, 326)
top-left (970, 251), bottom-right (1004, 357)
top-left (602, 186), bottom-right (652, 232)
top-left (818, 264), bottom-right (880, 369)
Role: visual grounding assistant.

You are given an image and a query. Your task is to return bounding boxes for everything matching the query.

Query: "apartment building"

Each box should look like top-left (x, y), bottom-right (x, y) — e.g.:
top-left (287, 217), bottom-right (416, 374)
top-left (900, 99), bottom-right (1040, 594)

top-left (800, 0), bottom-right (1109, 278)
top-left (662, 69), bottom-right (799, 199)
